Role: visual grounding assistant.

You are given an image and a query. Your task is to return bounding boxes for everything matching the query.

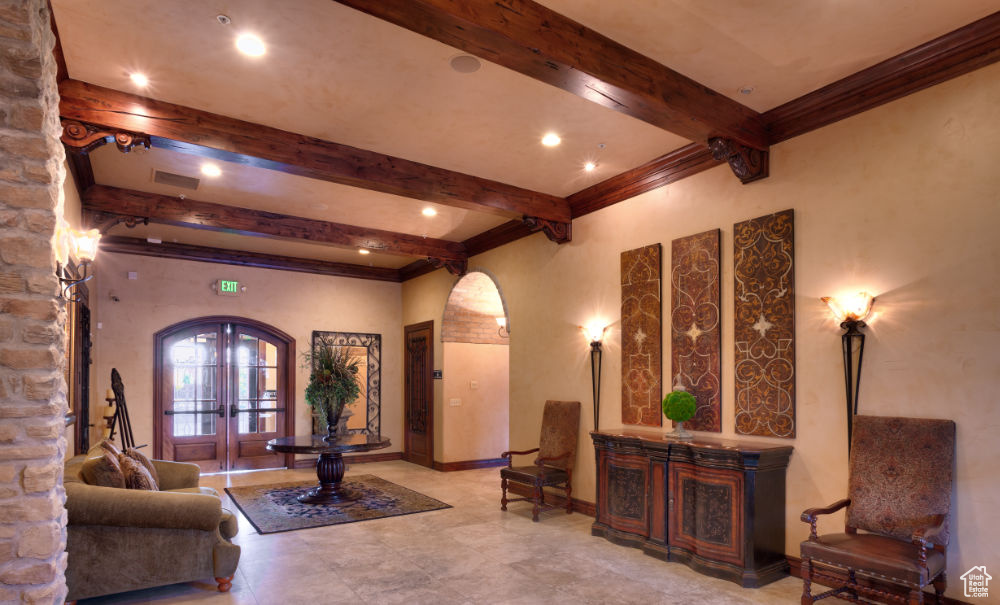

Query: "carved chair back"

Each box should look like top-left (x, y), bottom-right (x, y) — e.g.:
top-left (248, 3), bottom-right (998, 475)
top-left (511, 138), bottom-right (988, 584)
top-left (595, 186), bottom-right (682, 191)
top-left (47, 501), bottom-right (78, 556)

top-left (846, 415), bottom-right (955, 544)
top-left (536, 400), bottom-right (580, 471)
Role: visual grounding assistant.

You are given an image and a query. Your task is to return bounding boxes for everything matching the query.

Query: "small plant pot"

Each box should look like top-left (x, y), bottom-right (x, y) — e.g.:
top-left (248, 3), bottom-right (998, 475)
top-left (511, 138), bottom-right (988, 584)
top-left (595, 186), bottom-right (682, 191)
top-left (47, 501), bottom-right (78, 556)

top-left (668, 421), bottom-right (693, 440)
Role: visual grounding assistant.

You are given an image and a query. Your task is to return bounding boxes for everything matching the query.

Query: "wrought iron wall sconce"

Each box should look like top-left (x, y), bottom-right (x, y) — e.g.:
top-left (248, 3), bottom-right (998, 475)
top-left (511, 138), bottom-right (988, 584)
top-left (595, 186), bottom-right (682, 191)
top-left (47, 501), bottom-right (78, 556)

top-left (496, 316), bottom-right (508, 338)
top-left (821, 292), bottom-right (875, 453)
top-left (56, 225), bottom-right (101, 303)
top-left (582, 323), bottom-right (607, 430)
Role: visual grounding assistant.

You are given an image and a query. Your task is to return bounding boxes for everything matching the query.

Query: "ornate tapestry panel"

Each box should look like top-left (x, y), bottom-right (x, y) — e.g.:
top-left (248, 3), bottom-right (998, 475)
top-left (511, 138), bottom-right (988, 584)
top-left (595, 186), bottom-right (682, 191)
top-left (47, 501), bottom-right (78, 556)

top-left (621, 244), bottom-right (662, 426)
top-left (733, 209), bottom-right (795, 438)
top-left (671, 229), bottom-right (722, 432)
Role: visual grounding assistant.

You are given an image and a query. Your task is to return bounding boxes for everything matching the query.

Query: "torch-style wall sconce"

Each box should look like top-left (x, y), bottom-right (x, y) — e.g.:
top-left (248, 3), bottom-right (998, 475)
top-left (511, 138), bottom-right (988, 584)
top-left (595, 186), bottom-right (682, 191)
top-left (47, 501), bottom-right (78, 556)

top-left (582, 323), bottom-right (607, 430)
top-left (56, 225), bottom-right (101, 303)
top-left (821, 292), bottom-right (876, 452)
top-left (496, 316), bottom-right (508, 338)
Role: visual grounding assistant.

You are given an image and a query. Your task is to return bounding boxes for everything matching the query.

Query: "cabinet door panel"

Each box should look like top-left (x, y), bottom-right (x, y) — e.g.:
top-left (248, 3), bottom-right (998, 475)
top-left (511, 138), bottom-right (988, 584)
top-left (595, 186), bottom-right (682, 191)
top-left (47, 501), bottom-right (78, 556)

top-left (669, 462), bottom-right (743, 566)
top-left (603, 453), bottom-right (649, 535)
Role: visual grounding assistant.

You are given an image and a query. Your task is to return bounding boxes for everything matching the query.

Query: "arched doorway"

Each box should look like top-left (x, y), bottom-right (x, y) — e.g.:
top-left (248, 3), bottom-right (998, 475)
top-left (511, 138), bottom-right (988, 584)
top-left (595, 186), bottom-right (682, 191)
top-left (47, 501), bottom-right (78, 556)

top-left (439, 271), bottom-right (510, 465)
top-left (153, 316), bottom-right (295, 472)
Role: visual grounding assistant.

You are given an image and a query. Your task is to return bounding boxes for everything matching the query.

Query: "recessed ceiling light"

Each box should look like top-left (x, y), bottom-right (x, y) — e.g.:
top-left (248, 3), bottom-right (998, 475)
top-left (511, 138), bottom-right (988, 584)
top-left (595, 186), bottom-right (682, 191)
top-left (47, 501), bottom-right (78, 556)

top-left (129, 73), bottom-right (149, 87)
top-left (358, 249), bottom-right (370, 255)
top-left (421, 207), bottom-right (437, 217)
top-left (236, 33), bottom-right (266, 57)
top-left (584, 162), bottom-right (597, 172)
top-left (739, 85), bottom-right (755, 95)
top-left (541, 133), bottom-right (561, 147)
top-left (200, 163), bottom-right (222, 177)
top-left (449, 55), bottom-right (481, 74)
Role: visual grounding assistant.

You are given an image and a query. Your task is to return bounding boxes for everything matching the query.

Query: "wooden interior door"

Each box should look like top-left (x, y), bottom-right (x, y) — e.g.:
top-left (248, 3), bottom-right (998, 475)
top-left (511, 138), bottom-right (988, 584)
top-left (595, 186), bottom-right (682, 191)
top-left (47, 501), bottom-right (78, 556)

top-left (403, 321), bottom-right (434, 467)
top-left (159, 324), bottom-right (227, 472)
top-left (228, 325), bottom-right (287, 470)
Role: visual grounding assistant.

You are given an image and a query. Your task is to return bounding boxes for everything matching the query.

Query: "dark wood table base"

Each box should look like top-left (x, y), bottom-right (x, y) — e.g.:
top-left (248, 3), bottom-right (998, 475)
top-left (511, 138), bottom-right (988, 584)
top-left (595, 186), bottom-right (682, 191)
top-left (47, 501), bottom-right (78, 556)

top-left (266, 433), bottom-right (390, 505)
top-left (298, 452), bottom-right (360, 504)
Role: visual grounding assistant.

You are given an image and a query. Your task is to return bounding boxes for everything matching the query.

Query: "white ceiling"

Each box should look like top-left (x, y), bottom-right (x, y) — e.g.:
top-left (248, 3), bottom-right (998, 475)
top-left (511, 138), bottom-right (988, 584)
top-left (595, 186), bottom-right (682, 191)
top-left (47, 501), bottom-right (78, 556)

top-left (52, 0), bottom-right (999, 267)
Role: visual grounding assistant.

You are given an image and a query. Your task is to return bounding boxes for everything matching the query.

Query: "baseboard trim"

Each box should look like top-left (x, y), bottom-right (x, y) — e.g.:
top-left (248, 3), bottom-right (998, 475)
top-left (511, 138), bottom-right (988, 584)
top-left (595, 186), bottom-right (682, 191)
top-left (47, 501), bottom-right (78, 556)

top-left (787, 555), bottom-right (969, 605)
top-left (506, 482), bottom-right (597, 517)
top-left (292, 451), bottom-right (403, 468)
top-left (432, 457), bottom-right (508, 472)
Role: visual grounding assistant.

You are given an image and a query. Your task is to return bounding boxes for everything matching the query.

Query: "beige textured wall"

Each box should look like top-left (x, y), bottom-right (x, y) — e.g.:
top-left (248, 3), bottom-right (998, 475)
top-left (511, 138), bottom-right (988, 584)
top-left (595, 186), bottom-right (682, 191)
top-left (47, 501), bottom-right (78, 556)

top-left (402, 61), bottom-right (1000, 599)
top-left (90, 253), bottom-right (403, 454)
top-left (441, 343), bottom-right (509, 462)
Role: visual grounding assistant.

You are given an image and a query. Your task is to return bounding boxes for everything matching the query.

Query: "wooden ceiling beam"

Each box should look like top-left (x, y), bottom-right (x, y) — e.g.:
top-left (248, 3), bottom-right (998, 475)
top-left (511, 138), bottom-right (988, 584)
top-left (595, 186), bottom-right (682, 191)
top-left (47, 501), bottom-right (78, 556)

top-left (764, 10), bottom-right (1000, 144)
top-left (99, 236), bottom-right (402, 283)
top-left (82, 184), bottom-right (467, 262)
top-left (335, 0), bottom-right (768, 152)
top-left (58, 79), bottom-right (571, 223)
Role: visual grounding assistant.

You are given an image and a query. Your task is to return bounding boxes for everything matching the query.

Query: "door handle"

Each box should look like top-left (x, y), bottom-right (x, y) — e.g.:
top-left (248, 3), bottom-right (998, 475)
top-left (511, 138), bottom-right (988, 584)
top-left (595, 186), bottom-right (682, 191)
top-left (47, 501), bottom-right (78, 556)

top-left (165, 404), bottom-right (226, 417)
top-left (230, 404), bottom-right (285, 417)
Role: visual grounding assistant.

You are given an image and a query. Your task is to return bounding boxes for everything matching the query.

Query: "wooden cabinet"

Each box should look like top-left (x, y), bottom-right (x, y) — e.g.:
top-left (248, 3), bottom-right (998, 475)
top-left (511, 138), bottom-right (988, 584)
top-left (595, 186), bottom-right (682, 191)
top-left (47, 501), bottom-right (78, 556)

top-left (591, 429), bottom-right (792, 587)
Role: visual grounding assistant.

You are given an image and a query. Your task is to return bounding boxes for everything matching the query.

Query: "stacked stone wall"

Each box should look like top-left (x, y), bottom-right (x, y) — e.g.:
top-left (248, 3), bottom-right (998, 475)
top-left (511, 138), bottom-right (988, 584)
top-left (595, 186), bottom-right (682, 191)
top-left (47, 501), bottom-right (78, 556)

top-left (0, 0), bottom-right (69, 602)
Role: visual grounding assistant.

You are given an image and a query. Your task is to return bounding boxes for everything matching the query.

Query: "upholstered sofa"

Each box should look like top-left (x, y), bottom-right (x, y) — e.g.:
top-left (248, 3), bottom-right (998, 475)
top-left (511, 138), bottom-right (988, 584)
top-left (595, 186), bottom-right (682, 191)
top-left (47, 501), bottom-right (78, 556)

top-left (64, 453), bottom-right (241, 601)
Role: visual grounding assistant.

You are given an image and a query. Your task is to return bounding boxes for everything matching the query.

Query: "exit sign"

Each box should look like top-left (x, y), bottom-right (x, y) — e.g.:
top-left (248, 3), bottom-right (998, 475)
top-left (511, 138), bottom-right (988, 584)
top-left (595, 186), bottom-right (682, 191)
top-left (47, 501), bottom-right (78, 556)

top-left (214, 279), bottom-right (243, 296)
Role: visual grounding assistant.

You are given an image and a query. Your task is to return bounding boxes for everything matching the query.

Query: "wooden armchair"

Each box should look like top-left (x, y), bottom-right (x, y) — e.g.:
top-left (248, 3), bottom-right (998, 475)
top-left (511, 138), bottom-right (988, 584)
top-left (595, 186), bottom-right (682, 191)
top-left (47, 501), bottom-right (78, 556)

top-left (500, 400), bottom-right (580, 522)
top-left (800, 415), bottom-right (955, 604)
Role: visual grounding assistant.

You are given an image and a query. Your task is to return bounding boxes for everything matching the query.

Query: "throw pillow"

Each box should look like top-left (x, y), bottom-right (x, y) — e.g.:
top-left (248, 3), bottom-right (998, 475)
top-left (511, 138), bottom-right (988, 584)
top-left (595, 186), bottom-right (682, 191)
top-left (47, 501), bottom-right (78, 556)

top-left (98, 439), bottom-right (122, 457)
top-left (119, 455), bottom-right (158, 491)
top-left (123, 447), bottom-right (159, 486)
top-left (80, 451), bottom-right (126, 488)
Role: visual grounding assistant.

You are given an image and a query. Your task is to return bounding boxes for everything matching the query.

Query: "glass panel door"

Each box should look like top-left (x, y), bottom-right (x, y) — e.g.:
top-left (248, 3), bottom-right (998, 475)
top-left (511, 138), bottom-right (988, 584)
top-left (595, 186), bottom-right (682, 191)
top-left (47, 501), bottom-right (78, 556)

top-left (157, 319), bottom-right (291, 472)
top-left (160, 326), bottom-right (226, 472)
top-left (228, 326), bottom-right (286, 470)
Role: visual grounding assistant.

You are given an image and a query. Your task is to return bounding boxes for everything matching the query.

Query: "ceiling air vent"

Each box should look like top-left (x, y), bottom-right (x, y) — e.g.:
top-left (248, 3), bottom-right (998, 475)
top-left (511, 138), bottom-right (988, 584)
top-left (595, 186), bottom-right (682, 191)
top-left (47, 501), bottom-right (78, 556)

top-left (152, 170), bottom-right (200, 190)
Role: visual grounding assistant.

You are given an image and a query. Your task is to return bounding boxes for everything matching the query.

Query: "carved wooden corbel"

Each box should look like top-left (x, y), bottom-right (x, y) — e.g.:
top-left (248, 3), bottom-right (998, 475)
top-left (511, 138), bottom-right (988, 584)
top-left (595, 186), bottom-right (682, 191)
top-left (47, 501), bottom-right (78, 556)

top-left (61, 119), bottom-right (151, 154)
top-left (708, 137), bottom-right (769, 184)
top-left (84, 209), bottom-right (150, 234)
top-left (522, 216), bottom-right (572, 244)
top-left (428, 257), bottom-right (468, 276)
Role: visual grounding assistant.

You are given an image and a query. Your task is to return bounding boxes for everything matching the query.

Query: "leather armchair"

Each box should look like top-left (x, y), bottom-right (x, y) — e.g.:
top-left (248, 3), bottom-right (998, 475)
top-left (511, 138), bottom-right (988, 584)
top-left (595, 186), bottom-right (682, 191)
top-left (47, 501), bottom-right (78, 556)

top-left (800, 415), bottom-right (955, 604)
top-left (500, 400), bottom-right (580, 522)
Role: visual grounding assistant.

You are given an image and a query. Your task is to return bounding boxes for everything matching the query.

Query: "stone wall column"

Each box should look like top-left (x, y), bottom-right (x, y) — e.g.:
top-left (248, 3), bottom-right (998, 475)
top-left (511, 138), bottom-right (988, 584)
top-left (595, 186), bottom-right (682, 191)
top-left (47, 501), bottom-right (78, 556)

top-left (0, 0), bottom-right (70, 602)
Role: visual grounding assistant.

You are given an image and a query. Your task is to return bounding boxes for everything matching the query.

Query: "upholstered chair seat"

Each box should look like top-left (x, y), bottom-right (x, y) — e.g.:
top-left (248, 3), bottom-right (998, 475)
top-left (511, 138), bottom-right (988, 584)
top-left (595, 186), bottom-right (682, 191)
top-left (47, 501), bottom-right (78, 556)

top-left (800, 415), bottom-right (955, 604)
top-left (500, 400), bottom-right (580, 522)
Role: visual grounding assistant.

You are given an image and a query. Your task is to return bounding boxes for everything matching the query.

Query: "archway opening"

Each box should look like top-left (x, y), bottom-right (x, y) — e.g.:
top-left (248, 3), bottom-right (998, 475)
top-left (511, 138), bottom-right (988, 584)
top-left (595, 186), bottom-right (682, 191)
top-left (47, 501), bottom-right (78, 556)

top-left (440, 272), bottom-right (509, 464)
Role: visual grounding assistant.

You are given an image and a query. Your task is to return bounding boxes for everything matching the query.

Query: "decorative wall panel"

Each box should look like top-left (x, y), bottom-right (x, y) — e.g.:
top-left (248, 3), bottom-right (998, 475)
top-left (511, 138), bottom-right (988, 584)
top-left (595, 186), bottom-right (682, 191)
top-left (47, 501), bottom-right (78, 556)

top-left (733, 209), bottom-right (795, 438)
top-left (621, 244), bottom-right (662, 426)
top-left (670, 229), bottom-right (722, 432)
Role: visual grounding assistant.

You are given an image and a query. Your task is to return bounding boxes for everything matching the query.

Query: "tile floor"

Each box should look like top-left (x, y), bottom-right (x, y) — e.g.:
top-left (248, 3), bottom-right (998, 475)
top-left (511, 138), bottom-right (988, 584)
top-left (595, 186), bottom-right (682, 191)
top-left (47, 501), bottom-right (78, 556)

top-left (78, 460), bottom-right (830, 604)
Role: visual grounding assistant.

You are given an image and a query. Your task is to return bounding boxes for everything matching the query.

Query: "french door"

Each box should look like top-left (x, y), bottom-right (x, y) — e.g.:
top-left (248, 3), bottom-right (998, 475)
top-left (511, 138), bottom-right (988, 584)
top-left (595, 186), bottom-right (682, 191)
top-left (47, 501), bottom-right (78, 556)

top-left (154, 317), bottom-right (295, 472)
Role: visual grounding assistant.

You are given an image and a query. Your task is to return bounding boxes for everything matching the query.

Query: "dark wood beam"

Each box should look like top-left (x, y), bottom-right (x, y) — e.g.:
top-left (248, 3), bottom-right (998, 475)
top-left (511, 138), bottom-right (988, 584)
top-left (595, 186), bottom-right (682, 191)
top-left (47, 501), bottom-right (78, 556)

top-left (64, 152), bottom-right (95, 197)
top-left (569, 144), bottom-right (720, 218)
top-left (99, 236), bottom-right (402, 283)
top-left (765, 11), bottom-right (1000, 144)
top-left (464, 220), bottom-right (536, 257)
top-left (58, 79), bottom-right (570, 223)
top-left (47, 1), bottom-right (68, 83)
top-left (83, 184), bottom-right (467, 261)
top-left (335, 0), bottom-right (768, 151)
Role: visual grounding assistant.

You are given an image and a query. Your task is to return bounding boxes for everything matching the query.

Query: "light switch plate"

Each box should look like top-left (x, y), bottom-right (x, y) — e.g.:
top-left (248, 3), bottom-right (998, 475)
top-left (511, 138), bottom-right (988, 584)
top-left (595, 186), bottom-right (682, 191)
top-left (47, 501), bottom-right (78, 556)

top-left (469, 380), bottom-right (479, 390)
top-left (449, 398), bottom-right (461, 407)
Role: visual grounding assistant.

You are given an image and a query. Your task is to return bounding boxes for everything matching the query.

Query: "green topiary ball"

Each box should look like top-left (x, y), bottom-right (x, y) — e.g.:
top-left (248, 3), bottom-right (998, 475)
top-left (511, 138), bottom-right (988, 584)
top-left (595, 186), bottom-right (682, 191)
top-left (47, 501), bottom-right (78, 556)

top-left (662, 390), bottom-right (697, 422)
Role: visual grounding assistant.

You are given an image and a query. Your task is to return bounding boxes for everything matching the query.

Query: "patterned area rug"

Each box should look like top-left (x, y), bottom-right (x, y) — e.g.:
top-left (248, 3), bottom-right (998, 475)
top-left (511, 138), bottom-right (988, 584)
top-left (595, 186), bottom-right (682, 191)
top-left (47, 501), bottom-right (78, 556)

top-left (225, 475), bottom-right (451, 534)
